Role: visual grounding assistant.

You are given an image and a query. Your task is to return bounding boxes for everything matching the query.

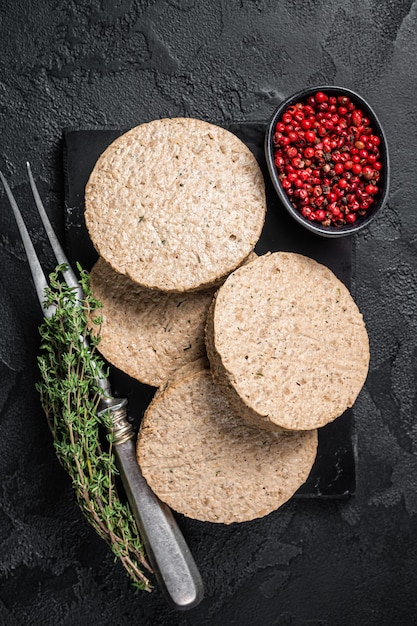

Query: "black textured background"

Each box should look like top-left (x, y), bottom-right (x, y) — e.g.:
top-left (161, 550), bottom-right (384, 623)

top-left (1, 1), bottom-right (417, 624)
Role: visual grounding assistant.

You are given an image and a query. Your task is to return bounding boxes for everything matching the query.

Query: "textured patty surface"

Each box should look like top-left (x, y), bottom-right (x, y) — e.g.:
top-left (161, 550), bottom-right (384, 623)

top-left (85, 118), bottom-right (266, 292)
top-left (137, 367), bottom-right (318, 524)
top-left (89, 258), bottom-right (215, 387)
top-left (206, 252), bottom-right (370, 431)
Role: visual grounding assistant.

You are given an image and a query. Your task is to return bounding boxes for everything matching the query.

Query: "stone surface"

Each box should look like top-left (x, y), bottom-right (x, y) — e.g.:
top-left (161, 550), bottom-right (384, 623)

top-left (1, 1), bottom-right (417, 624)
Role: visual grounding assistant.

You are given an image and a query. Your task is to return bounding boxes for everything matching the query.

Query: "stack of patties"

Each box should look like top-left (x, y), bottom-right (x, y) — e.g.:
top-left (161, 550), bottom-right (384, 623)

top-left (85, 117), bottom-right (370, 525)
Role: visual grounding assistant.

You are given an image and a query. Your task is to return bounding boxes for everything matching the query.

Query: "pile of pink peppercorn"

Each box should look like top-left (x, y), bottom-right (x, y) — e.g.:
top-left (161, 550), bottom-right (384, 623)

top-left (272, 91), bottom-right (382, 226)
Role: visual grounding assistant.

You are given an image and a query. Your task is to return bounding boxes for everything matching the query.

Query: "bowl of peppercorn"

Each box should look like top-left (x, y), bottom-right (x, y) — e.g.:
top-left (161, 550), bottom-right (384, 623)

top-left (265, 85), bottom-right (390, 237)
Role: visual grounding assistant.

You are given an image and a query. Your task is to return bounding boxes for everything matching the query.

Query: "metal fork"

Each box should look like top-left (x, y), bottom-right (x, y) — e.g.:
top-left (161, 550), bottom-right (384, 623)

top-left (0, 163), bottom-right (204, 610)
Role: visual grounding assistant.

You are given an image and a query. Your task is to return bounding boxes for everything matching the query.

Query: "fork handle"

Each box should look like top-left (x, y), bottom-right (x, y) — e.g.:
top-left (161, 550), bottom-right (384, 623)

top-left (106, 400), bottom-right (204, 609)
top-left (114, 437), bottom-right (204, 609)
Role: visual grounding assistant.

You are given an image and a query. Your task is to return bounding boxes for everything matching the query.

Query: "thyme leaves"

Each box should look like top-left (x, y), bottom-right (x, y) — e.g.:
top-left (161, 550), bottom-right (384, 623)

top-left (36, 264), bottom-right (152, 591)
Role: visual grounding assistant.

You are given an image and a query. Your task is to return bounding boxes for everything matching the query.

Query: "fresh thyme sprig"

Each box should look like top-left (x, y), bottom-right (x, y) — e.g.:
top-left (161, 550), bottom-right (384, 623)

top-left (36, 264), bottom-right (152, 591)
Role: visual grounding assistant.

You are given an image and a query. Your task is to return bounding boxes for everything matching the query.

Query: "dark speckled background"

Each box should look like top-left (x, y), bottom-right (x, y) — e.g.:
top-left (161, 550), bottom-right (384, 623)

top-left (1, 1), bottom-right (417, 624)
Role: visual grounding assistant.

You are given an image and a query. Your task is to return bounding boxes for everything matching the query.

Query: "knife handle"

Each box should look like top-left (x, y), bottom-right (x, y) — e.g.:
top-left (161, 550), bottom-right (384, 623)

top-left (109, 401), bottom-right (204, 610)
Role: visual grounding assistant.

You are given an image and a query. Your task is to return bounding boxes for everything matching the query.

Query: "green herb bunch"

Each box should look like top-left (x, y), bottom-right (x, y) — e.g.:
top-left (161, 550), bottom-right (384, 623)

top-left (36, 264), bottom-right (152, 591)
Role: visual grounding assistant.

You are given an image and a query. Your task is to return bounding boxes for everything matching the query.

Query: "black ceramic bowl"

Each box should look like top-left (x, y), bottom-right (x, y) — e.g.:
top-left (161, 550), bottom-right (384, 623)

top-left (265, 86), bottom-right (390, 237)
